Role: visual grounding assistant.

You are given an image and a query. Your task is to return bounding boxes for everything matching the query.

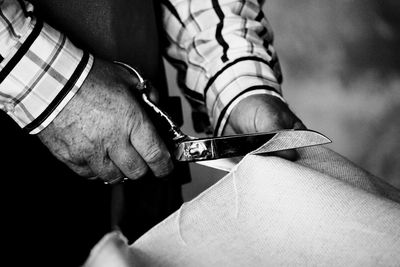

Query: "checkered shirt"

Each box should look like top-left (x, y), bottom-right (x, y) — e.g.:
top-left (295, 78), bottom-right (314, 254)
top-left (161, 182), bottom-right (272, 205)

top-left (0, 0), bottom-right (93, 134)
top-left (0, 0), bottom-right (283, 136)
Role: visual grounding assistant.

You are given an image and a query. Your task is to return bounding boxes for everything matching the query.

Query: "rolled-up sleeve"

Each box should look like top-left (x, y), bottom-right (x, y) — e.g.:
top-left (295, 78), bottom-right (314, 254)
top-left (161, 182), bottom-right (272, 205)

top-left (163, 0), bottom-right (285, 135)
top-left (0, 0), bottom-right (93, 134)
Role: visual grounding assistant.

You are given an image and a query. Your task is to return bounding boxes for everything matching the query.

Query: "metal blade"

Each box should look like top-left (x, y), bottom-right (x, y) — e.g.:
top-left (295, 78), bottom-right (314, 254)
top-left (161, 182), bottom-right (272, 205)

top-left (174, 129), bottom-right (331, 162)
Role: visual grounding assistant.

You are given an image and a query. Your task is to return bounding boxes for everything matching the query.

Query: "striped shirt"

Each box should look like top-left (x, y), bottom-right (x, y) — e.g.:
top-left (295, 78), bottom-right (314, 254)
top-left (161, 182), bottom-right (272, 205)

top-left (0, 0), bottom-right (283, 136)
top-left (0, 0), bottom-right (92, 134)
top-left (162, 0), bottom-right (284, 135)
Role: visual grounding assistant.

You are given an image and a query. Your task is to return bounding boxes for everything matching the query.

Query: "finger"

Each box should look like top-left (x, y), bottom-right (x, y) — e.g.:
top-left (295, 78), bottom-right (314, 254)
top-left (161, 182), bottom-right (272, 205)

top-left (66, 162), bottom-right (95, 178)
top-left (87, 154), bottom-right (125, 183)
top-left (221, 122), bottom-right (237, 136)
top-left (129, 120), bottom-right (174, 178)
top-left (293, 119), bottom-right (307, 130)
top-left (108, 143), bottom-right (149, 180)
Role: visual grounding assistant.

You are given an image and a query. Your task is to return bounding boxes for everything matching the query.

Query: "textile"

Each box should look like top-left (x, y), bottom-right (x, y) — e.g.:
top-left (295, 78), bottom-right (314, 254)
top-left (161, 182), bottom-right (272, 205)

top-left (1, 0), bottom-right (283, 136)
top-left (85, 147), bottom-right (400, 266)
top-left (0, 1), bottom-right (186, 265)
top-left (0, 0), bottom-right (92, 133)
top-left (163, 0), bottom-right (284, 135)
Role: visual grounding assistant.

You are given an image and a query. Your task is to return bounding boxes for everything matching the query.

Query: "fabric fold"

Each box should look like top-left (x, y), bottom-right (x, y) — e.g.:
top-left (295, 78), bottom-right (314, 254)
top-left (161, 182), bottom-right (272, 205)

top-left (84, 146), bottom-right (400, 267)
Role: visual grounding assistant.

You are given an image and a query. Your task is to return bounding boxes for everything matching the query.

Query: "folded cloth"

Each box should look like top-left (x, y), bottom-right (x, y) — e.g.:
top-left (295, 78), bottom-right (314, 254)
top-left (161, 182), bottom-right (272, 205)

top-left (84, 147), bottom-right (400, 267)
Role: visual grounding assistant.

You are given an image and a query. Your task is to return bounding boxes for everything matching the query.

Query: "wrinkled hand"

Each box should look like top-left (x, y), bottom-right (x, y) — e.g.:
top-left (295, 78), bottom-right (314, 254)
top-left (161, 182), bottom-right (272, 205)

top-left (38, 58), bottom-right (173, 183)
top-left (223, 94), bottom-right (306, 160)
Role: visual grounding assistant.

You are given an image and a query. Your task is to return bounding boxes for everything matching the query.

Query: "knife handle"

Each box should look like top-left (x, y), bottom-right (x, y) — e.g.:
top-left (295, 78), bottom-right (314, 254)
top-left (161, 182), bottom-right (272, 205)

top-left (114, 61), bottom-right (188, 143)
top-left (140, 88), bottom-right (188, 142)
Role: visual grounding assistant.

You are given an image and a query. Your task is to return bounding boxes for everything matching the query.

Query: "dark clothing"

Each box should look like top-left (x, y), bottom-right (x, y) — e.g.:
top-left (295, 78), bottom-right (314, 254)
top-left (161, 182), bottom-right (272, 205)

top-left (1, 0), bottom-right (187, 265)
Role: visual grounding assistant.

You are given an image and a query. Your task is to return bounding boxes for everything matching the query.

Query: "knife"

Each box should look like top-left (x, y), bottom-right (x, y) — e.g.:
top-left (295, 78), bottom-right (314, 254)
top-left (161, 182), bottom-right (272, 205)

top-left (114, 61), bottom-right (331, 162)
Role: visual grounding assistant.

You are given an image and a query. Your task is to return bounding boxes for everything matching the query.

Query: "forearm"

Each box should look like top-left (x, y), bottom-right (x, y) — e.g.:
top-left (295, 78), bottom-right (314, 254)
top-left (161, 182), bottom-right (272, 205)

top-left (163, 0), bottom-right (284, 135)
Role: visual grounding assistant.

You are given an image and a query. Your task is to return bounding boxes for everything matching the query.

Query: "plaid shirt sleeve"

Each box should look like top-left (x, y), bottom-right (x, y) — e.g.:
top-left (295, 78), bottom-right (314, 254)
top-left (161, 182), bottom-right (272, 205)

top-left (0, 0), bottom-right (93, 134)
top-left (162, 0), bottom-right (285, 136)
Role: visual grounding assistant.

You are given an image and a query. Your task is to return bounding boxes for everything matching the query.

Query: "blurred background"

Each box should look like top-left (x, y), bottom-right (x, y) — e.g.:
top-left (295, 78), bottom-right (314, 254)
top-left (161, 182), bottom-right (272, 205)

top-left (164, 0), bottom-right (400, 201)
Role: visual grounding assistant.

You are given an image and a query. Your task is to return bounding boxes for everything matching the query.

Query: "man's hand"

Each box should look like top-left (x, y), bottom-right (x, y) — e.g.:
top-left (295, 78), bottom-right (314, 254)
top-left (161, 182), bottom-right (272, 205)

top-left (38, 58), bottom-right (173, 183)
top-left (223, 94), bottom-right (306, 160)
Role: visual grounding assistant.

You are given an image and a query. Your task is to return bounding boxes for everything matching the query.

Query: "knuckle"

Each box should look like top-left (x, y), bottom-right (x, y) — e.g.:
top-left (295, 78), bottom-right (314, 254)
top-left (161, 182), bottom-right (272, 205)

top-left (155, 158), bottom-right (174, 178)
top-left (98, 165), bottom-right (120, 179)
top-left (112, 152), bottom-right (149, 180)
top-left (129, 109), bottom-right (145, 135)
top-left (144, 147), bottom-right (168, 164)
top-left (147, 151), bottom-right (174, 177)
top-left (98, 168), bottom-right (123, 182)
top-left (127, 165), bottom-right (149, 180)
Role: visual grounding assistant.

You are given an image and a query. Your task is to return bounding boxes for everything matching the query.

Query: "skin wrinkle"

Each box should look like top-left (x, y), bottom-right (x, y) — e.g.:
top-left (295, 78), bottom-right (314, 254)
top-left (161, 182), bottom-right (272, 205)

top-left (141, 136), bottom-right (164, 164)
top-left (42, 122), bottom-right (96, 176)
top-left (129, 109), bottom-right (144, 143)
top-left (37, 58), bottom-right (174, 182)
top-left (108, 133), bottom-right (149, 179)
top-left (129, 165), bottom-right (149, 179)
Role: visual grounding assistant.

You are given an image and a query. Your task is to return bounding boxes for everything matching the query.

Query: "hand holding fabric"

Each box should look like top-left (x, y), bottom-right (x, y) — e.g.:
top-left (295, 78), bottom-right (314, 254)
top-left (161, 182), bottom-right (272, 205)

top-left (37, 58), bottom-right (174, 183)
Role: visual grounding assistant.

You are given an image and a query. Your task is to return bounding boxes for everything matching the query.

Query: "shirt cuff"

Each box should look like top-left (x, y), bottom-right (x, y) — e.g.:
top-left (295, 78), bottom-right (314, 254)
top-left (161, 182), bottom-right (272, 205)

top-left (0, 17), bottom-right (93, 134)
top-left (204, 58), bottom-right (285, 136)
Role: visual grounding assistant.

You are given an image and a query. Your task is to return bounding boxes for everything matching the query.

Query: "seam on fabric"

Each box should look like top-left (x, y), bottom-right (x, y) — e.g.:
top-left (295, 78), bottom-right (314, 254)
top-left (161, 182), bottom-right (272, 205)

top-left (232, 170), bottom-right (239, 218)
top-left (176, 206), bottom-right (188, 246)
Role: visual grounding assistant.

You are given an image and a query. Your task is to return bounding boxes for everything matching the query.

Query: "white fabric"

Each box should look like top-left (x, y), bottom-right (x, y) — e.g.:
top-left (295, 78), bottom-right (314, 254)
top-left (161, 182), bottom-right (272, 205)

top-left (84, 147), bottom-right (400, 267)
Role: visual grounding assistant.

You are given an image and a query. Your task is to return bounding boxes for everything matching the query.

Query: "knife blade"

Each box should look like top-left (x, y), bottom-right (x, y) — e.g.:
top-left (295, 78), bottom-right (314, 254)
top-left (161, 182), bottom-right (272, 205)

top-left (174, 129), bottom-right (331, 162)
